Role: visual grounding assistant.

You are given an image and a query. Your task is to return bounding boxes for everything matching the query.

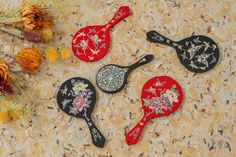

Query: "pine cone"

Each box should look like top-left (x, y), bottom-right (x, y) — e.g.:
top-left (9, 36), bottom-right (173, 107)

top-left (0, 60), bottom-right (11, 91)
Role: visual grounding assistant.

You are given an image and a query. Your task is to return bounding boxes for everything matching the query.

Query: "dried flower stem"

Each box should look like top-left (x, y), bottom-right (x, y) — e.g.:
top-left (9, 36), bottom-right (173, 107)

top-left (0, 26), bottom-right (24, 39)
top-left (0, 17), bottom-right (21, 24)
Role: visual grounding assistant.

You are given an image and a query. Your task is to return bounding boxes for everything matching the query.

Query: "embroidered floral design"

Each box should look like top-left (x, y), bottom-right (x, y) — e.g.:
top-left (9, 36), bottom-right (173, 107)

top-left (92, 128), bottom-right (102, 142)
top-left (60, 79), bottom-right (93, 116)
top-left (61, 99), bottom-right (72, 109)
top-left (96, 65), bottom-right (128, 92)
top-left (164, 89), bottom-right (178, 104)
top-left (59, 85), bottom-right (68, 96)
top-left (70, 95), bottom-right (88, 112)
top-left (72, 81), bottom-right (88, 94)
top-left (143, 80), bottom-right (179, 114)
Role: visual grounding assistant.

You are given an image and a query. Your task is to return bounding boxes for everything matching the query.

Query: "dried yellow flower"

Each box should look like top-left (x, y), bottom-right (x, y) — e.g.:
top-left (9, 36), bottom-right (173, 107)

top-left (0, 100), bottom-right (22, 123)
top-left (60, 48), bottom-right (71, 60)
top-left (16, 46), bottom-right (42, 74)
top-left (0, 111), bottom-right (10, 123)
top-left (42, 27), bottom-right (53, 41)
top-left (46, 47), bottom-right (58, 63)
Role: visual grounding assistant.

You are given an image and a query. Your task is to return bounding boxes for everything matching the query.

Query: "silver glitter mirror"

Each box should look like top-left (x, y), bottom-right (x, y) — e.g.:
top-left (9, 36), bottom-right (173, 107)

top-left (96, 54), bottom-right (154, 93)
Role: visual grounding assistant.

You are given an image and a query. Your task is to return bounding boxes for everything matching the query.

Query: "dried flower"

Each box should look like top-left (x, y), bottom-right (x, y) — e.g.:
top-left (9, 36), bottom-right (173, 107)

top-left (21, 4), bottom-right (53, 31)
top-left (21, 30), bottom-right (42, 43)
top-left (60, 48), bottom-right (71, 60)
top-left (0, 100), bottom-right (23, 123)
top-left (21, 5), bottom-right (44, 30)
top-left (0, 2), bottom-right (54, 43)
top-left (42, 27), bottom-right (53, 41)
top-left (0, 111), bottom-right (10, 123)
top-left (0, 60), bottom-right (11, 92)
top-left (3, 85), bottom-right (14, 95)
top-left (40, 13), bottom-right (54, 28)
top-left (16, 46), bottom-right (42, 74)
top-left (0, 71), bottom-right (38, 123)
top-left (46, 47), bottom-right (58, 63)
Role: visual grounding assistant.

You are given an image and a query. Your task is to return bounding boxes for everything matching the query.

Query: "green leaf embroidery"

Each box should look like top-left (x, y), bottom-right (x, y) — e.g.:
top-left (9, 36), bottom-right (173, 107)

top-left (155, 109), bottom-right (164, 114)
top-left (92, 128), bottom-right (102, 142)
top-left (143, 98), bottom-right (150, 106)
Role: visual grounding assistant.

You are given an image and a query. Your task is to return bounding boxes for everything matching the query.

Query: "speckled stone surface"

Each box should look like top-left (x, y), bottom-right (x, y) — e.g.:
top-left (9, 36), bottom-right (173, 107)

top-left (0, 0), bottom-right (235, 157)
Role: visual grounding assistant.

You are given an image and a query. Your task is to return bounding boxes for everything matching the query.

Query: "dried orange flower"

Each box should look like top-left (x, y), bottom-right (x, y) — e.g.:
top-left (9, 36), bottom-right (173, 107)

top-left (21, 5), bottom-right (44, 30)
top-left (21, 4), bottom-right (53, 31)
top-left (16, 46), bottom-right (42, 74)
top-left (19, 1), bottom-right (54, 43)
top-left (0, 60), bottom-right (11, 91)
top-left (0, 1), bottom-right (54, 43)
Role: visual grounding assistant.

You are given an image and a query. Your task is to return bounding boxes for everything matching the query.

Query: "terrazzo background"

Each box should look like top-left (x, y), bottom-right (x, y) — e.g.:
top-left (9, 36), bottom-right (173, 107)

top-left (0, 0), bottom-right (235, 157)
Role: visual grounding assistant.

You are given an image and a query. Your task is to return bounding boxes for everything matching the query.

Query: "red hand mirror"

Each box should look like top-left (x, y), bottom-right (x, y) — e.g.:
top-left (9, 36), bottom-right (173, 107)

top-left (125, 76), bottom-right (183, 145)
top-left (72, 6), bottom-right (130, 62)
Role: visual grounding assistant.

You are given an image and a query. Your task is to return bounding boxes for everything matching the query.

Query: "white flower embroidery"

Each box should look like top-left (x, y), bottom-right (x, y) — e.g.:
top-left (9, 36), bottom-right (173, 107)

top-left (72, 82), bottom-right (88, 95)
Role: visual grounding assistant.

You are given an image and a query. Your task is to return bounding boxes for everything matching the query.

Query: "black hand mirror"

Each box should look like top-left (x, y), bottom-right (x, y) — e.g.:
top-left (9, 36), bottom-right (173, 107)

top-left (57, 77), bottom-right (106, 148)
top-left (96, 54), bottom-right (154, 93)
top-left (146, 30), bottom-right (219, 73)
